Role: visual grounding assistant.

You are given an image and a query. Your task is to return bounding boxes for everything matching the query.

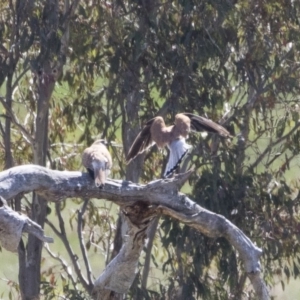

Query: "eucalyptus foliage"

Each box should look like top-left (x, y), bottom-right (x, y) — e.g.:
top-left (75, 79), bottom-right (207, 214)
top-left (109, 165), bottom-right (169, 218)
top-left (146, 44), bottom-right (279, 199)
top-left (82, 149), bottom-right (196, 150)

top-left (1, 0), bottom-right (300, 299)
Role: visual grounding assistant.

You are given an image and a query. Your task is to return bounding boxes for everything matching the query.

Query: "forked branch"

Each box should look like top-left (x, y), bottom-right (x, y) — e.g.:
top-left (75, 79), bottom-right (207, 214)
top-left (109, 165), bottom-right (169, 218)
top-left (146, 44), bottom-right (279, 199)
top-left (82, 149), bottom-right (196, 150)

top-left (0, 196), bottom-right (53, 252)
top-left (0, 165), bottom-right (269, 299)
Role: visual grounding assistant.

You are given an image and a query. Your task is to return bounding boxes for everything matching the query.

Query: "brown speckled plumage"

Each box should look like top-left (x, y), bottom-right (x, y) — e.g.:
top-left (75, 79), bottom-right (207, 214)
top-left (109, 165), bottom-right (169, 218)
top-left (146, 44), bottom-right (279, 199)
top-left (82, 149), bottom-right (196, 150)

top-left (126, 113), bottom-right (230, 177)
top-left (82, 140), bottom-right (112, 188)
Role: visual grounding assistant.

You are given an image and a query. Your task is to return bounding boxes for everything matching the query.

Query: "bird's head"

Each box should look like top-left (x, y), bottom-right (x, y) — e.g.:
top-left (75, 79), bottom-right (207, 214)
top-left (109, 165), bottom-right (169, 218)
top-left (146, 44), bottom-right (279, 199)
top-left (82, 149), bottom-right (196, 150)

top-left (93, 139), bottom-right (108, 146)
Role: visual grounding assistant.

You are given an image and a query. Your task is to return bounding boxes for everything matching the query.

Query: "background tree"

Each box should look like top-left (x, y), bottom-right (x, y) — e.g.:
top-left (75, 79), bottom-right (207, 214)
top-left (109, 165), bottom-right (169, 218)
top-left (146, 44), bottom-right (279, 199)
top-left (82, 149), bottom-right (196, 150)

top-left (1, 0), bottom-right (300, 299)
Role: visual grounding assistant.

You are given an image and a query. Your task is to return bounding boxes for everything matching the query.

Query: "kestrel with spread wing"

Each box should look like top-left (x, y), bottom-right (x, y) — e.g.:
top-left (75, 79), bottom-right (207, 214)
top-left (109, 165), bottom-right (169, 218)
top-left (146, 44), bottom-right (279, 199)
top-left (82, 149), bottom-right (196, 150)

top-left (126, 113), bottom-right (230, 177)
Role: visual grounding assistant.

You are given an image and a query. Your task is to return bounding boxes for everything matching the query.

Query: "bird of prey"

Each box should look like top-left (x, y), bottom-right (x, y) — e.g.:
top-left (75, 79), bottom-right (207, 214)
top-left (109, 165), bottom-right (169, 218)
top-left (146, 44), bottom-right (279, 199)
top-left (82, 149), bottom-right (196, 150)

top-left (82, 140), bottom-right (112, 188)
top-left (126, 113), bottom-right (230, 177)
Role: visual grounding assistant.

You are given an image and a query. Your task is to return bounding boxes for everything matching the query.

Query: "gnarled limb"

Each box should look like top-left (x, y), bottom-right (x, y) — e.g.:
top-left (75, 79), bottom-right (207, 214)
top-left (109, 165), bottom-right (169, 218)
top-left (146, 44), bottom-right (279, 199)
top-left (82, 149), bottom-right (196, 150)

top-left (0, 165), bottom-right (269, 299)
top-left (92, 212), bottom-right (156, 299)
top-left (0, 196), bottom-right (53, 252)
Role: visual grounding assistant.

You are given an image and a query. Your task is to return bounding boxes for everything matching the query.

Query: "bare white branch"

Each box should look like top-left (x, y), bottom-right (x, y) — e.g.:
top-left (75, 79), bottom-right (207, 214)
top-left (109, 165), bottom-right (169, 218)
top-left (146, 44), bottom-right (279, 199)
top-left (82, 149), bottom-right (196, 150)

top-left (0, 196), bottom-right (53, 252)
top-left (0, 165), bottom-right (269, 299)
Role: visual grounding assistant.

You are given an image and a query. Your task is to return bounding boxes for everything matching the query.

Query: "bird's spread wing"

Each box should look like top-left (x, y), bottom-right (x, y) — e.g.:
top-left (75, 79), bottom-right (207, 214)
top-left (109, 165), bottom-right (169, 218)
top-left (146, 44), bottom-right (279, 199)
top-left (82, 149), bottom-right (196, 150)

top-left (126, 118), bottom-right (156, 163)
top-left (164, 138), bottom-right (191, 177)
top-left (182, 113), bottom-right (230, 137)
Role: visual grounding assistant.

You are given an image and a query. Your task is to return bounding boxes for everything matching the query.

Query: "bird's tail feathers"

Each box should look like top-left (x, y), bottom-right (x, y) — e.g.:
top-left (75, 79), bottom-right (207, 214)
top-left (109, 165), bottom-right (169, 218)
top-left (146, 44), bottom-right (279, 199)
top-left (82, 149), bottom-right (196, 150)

top-left (164, 139), bottom-right (191, 177)
top-left (93, 162), bottom-right (109, 188)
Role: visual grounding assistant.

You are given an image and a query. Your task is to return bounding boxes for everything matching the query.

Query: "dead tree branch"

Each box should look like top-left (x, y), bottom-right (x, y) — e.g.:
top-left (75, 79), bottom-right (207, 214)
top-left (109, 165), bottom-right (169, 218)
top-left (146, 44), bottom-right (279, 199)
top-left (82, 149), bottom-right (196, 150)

top-left (0, 196), bottom-right (53, 252)
top-left (0, 165), bottom-right (269, 300)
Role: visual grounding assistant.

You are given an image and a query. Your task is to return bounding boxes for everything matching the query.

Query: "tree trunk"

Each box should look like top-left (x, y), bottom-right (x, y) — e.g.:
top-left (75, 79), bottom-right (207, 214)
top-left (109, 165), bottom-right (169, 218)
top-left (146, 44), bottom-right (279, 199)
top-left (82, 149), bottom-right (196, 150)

top-left (15, 0), bottom-right (78, 296)
top-left (18, 60), bottom-right (55, 299)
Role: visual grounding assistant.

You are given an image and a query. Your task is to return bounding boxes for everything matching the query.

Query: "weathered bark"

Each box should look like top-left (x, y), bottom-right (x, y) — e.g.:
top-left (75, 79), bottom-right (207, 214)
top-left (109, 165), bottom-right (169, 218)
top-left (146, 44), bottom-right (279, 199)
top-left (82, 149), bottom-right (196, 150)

top-left (20, 58), bottom-right (56, 300)
top-left (0, 196), bottom-right (52, 252)
top-left (93, 214), bottom-right (156, 299)
top-left (141, 216), bottom-right (159, 289)
top-left (0, 165), bottom-right (269, 300)
top-left (4, 73), bottom-right (14, 170)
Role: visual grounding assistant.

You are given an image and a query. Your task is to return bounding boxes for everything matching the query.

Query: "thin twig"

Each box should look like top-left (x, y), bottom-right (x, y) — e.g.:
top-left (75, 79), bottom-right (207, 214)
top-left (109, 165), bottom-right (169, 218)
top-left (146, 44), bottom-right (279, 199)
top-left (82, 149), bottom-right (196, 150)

top-left (141, 217), bottom-right (159, 289)
top-left (0, 97), bottom-right (34, 144)
top-left (0, 119), bottom-right (5, 136)
top-left (45, 204), bottom-right (93, 294)
top-left (77, 199), bottom-right (93, 286)
top-left (249, 121), bottom-right (300, 171)
top-left (205, 28), bottom-right (223, 57)
top-left (12, 67), bottom-right (30, 91)
top-left (233, 273), bottom-right (248, 300)
top-left (44, 243), bottom-right (78, 290)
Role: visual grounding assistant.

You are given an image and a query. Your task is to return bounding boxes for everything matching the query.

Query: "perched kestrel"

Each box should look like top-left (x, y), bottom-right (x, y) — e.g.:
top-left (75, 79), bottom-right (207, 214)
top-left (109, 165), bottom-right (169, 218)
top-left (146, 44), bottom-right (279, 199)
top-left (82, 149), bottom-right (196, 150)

top-left (82, 140), bottom-right (112, 188)
top-left (126, 113), bottom-right (230, 177)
